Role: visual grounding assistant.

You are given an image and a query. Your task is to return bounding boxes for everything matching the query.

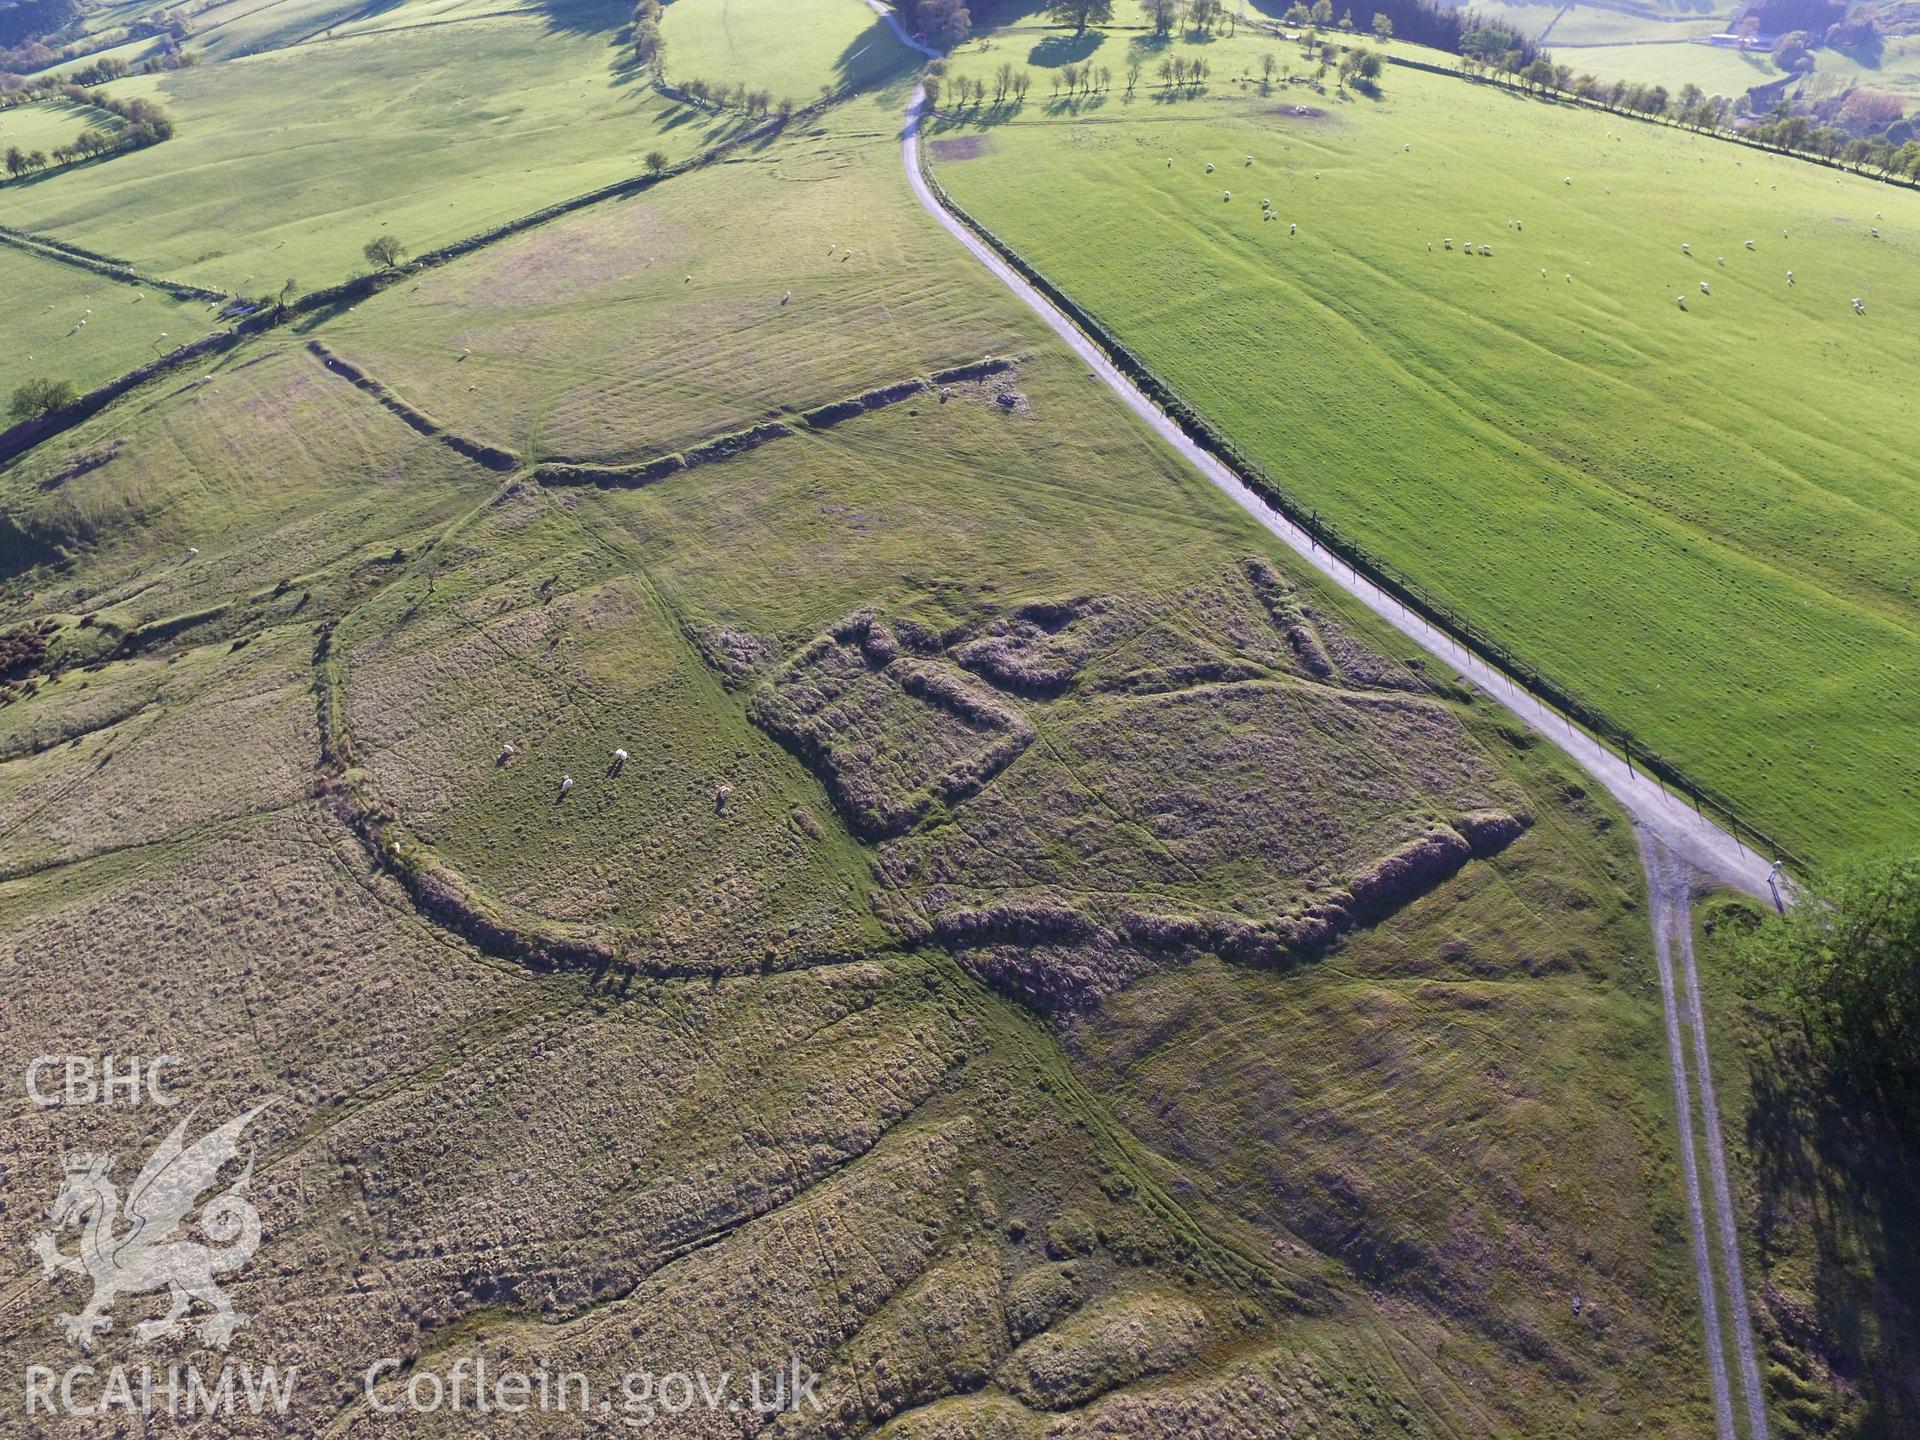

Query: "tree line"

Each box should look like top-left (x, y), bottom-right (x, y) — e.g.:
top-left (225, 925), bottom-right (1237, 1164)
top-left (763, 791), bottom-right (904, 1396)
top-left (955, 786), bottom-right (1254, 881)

top-left (1466, 54), bottom-right (1920, 183)
top-left (2, 84), bottom-right (173, 181)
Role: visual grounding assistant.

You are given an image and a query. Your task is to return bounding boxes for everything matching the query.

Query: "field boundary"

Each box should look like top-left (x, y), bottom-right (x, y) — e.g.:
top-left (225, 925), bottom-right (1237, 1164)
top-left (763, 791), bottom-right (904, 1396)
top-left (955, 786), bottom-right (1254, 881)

top-left (306, 341), bottom-right (520, 471)
top-left (916, 142), bottom-right (1804, 873)
top-left (531, 358), bottom-right (1016, 486)
top-left (0, 97), bottom-right (817, 472)
top-left (0, 223), bottom-right (228, 301)
top-left (1391, 56), bottom-right (1920, 191)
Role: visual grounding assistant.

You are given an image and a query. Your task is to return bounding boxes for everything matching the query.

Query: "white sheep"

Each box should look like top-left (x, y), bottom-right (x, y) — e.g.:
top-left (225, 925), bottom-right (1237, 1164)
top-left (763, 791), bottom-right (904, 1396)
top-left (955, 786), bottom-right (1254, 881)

top-left (1444, 238), bottom-right (1453, 249)
top-left (1682, 243), bottom-right (1691, 254)
top-left (1244, 154), bottom-right (1253, 165)
top-left (1786, 270), bottom-right (1794, 284)
top-left (781, 291), bottom-right (791, 304)
top-left (1541, 267), bottom-right (1547, 278)
top-left (1700, 281), bottom-right (1710, 294)
top-left (1480, 244), bottom-right (1492, 255)
top-left (1206, 162), bottom-right (1215, 172)
top-left (1289, 222), bottom-right (1297, 234)
top-left (560, 775), bottom-right (574, 794)
top-left (612, 747), bottom-right (628, 770)
top-left (1563, 175), bottom-right (1572, 184)
top-left (1404, 143), bottom-right (1411, 151)
top-left (1223, 190), bottom-right (1231, 201)
top-left (1717, 256), bottom-right (1724, 266)
top-left (1744, 240), bottom-right (1755, 250)
top-left (1676, 295), bottom-right (1687, 309)
top-left (1565, 273), bottom-right (1572, 283)
top-left (1262, 197), bottom-right (1272, 208)
top-left (500, 742), bottom-right (516, 762)
top-left (1852, 297), bottom-right (1865, 313)
top-left (1870, 227), bottom-right (1879, 238)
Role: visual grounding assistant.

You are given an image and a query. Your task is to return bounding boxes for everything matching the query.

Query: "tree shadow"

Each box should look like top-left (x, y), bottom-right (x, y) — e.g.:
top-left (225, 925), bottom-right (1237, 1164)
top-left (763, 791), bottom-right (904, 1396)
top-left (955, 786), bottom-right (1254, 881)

top-left (1029, 31), bottom-right (1107, 66)
top-left (833, 16), bottom-right (919, 93)
top-left (1745, 1040), bottom-right (1920, 1433)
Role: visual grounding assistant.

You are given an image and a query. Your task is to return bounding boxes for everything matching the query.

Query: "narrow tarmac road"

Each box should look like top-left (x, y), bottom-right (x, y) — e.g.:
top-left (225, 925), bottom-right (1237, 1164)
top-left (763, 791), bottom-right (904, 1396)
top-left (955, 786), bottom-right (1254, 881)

top-left (892, 69), bottom-right (1776, 1438)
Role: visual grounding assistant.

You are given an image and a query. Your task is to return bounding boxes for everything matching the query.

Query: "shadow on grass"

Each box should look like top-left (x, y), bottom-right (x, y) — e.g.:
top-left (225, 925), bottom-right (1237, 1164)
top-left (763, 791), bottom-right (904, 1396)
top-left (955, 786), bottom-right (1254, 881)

top-left (1745, 1041), bottom-right (1920, 1436)
top-left (1029, 31), bottom-right (1107, 66)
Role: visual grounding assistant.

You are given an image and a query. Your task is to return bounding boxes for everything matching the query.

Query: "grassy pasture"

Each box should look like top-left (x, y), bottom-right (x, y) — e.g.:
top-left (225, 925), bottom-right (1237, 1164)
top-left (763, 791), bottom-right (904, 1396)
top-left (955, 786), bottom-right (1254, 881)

top-left (1543, 8), bottom-right (1731, 46)
top-left (0, 244), bottom-right (210, 399)
top-left (0, 96), bottom-right (127, 152)
top-left (930, 36), bottom-right (1920, 860)
top-left (658, 0), bottom-right (916, 100)
top-left (322, 100), bottom-right (1034, 462)
top-left (1548, 39), bottom-right (1783, 95)
top-left (0, 74), bottom-right (1759, 1434)
top-left (0, 1), bottom-right (717, 292)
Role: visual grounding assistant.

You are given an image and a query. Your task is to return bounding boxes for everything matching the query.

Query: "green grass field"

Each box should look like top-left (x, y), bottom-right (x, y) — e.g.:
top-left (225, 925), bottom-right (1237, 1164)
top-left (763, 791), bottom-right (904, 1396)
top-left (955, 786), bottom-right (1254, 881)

top-left (932, 28), bottom-right (1920, 861)
top-left (1548, 9), bottom-right (1730, 45)
top-left (1548, 39), bottom-right (1782, 95)
top-left (0, 96), bottom-right (128, 153)
top-left (0, 244), bottom-right (212, 400)
top-left (657, 0), bottom-right (915, 100)
top-left (0, 0), bottom-right (718, 293)
top-left (316, 102), bottom-right (1032, 463)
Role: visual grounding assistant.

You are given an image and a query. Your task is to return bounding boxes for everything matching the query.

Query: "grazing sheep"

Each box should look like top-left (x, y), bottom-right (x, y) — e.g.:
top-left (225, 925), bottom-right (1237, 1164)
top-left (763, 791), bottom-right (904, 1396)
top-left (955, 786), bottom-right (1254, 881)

top-left (612, 748), bottom-right (628, 771)
top-left (1314, 170), bottom-right (1321, 179)
top-left (1244, 154), bottom-right (1253, 165)
top-left (1563, 175), bottom-right (1572, 184)
top-left (1786, 270), bottom-right (1794, 284)
top-left (1745, 240), bottom-right (1755, 250)
top-left (1852, 297), bottom-right (1865, 313)
top-left (1700, 281), bottom-right (1710, 294)
top-left (1717, 256), bottom-right (1724, 266)
top-left (1565, 273), bottom-right (1572, 282)
top-left (1682, 243), bottom-right (1691, 254)
top-left (1262, 197), bottom-right (1272, 208)
top-left (1676, 295), bottom-right (1687, 309)
top-left (1404, 143), bottom-right (1411, 151)
top-left (1206, 162), bottom-right (1215, 172)
top-left (1871, 227), bottom-right (1880, 238)
top-left (499, 743), bottom-right (516, 763)
top-left (560, 775), bottom-right (574, 794)
top-left (1480, 244), bottom-right (1492, 255)
top-left (781, 291), bottom-right (791, 304)
top-left (1223, 190), bottom-right (1231, 201)
top-left (1444, 238), bottom-right (1453, 249)
top-left (1289, 222), bottom-right (1297, 234)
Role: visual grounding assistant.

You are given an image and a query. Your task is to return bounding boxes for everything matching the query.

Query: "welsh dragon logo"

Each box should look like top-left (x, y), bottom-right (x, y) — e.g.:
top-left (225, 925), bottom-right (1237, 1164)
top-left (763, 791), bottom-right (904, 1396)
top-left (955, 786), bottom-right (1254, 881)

top-left (32, 1102), bottom-right (272, 1350)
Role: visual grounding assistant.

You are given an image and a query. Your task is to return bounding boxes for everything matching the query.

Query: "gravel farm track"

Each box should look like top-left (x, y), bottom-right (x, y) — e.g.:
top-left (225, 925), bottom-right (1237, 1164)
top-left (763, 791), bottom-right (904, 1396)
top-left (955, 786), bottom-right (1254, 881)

top-left (874, 8), bottom-right (1780, 1428)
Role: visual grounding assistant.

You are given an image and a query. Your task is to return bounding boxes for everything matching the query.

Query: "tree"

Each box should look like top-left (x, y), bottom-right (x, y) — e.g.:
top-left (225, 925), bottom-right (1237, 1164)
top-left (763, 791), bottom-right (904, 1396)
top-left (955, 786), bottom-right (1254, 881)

top-left (1046, 0), bottom-right (1112, 31)
top-left (923, 74), bottom-right (943, 107)
top-left (1015, 69), bottom-right (1033, 102)
top-left (363, 234), bottom-right (406, 271)
top-left (644, 148), bottom-right (670, 175)
top-left (1770, 30), bottom-right (1812, 72)
top-left (4, 146), bottom-right (25, 178)
top-left (9, 378), bottom-right (78, 422)
top-left (1739, 849), bottom-right (1920, 1097)
top-left (1140, 0), bottom-right (1177, 33)
top-left (911, 0), bottom-right (971, 45)
top-left (1372, 12), bottom-right (1392, 39)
